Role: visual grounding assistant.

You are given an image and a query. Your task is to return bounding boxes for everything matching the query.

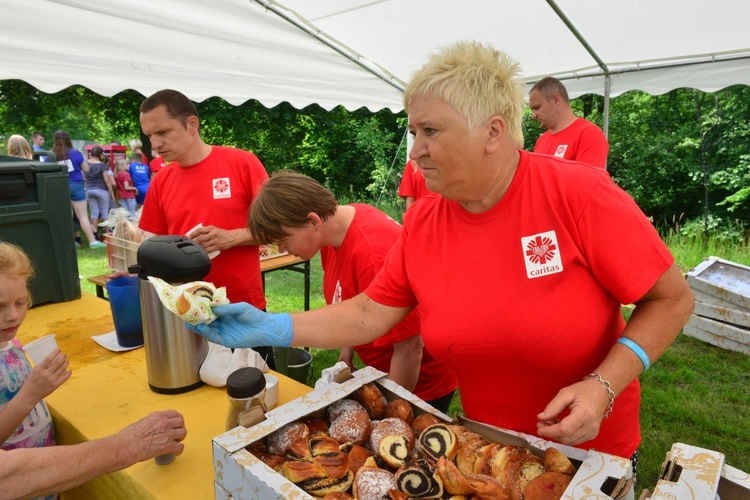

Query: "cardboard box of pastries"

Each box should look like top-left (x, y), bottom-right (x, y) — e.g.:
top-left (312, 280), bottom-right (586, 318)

top-left (212, 366), bottom-right (634, 499)
top-left (638, 443), bottom-right (750, 500)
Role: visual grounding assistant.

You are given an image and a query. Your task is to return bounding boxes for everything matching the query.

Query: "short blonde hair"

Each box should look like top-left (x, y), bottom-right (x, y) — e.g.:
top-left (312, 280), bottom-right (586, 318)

top-left (0, 242), bottom-right (34, 306)
top-left (404, 40), bottom-right (526, 147)
top-left (7, 135), bottom-right (33, 159)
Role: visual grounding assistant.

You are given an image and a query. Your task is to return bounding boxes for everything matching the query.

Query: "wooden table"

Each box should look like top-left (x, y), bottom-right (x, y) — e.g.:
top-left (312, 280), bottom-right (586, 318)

top-left (88, 253), bottom-right (311, 310)
top-left (18, 293), bottom-right (312, 499)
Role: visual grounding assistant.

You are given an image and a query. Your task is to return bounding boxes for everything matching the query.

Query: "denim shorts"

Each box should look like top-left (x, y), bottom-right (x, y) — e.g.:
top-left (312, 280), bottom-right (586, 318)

top-left (69, 181), bottom-right (86, 201)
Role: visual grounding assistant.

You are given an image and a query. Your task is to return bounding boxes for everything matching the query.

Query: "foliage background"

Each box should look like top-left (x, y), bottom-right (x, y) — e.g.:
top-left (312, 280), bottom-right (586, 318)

top-left (2, 80), bottom-right (749, 233)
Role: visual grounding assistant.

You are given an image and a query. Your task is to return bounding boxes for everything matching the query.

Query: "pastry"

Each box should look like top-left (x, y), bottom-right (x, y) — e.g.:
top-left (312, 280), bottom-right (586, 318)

top-left (488, 445), bottom-right (531, 479)
top-left (524, 471), bottom-right (572, 499)
top-left (313, 450), bottom-right (351, 479)
top-left (370, 418), bottom-right (415, 455)
top-left (378, 434), bottom-right (411, 469)
top-left (280, 459), bottom-right (327, 483)
top-left (346, 444), bottom-right (373, 475)
top-left (436, 456), bottom-right (475, 496)
top-left (322, 493), bottom-right (354, 500)
top-left (176, 284), bottom-right (215, 314)
top-left (328, 406), bottom-right (372, 445)
top-left (385, 399), bottom-right (414, 425)
top-left (302, 470), bottom-right (355, 497)
top-left (352, 383), bottom-right (388, 420)
top-left (327, 399), bottom-right (368, 423)
top-left (304, 417), bottom-right (330, 436)
top-left (310, 435), bottom-right (343, 456)
top-left (354, 466), bottom-right (397, 500)
top-left (267, 421), bottom-right (310, 456)
top-left (465, 473), bottom-right (511, 500)
top-left (417, 423), bottom-right (458, 461)
top-left (501, 454), bottom-right (546, 500)
top-left (455, 434), bottom-right (490, 476)
top-left (394, 458), bottom-right (444, 499)
top-left (411, 413), bottom-right (441, 437)
top-left (543, 447), bottom-right (576, 476)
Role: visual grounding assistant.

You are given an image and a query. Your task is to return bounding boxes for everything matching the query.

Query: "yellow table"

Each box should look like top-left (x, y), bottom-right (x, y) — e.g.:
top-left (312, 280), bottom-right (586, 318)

top-left (18, 293), bottom-right (312, 499)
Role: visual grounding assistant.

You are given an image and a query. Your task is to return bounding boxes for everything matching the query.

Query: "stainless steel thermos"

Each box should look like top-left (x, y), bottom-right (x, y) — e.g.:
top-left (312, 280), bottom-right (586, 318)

top-left (129, 235), bottom-right (212, 394)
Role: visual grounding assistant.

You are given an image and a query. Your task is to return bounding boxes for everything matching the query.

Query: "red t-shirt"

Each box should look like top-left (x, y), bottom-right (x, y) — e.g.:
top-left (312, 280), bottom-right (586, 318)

top-left (366, 150), bottom-right (673, 458)
top-left (398, 160), bottom-right (433, 201)
top-left (139, 146), bottom-right (268, 308)
top-left (114, 171), bottom-right (136, 199)
top-left (149, 156), bottom-right (167, 174)
top-left (533, 118), bottom-right (609, 168)
top-left (320, 204), bottom-right (457, 402)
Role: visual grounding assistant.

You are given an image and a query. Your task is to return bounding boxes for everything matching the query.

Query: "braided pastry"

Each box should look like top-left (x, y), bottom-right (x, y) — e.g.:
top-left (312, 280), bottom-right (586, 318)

top-left (301, 470), bottom-right (355, 497)
top-left (465, 473), bottom-right (511, 499)
top-left (418, 423), bottom-right (458, 461)
top-left (394, 458), bottom-right (444, 499)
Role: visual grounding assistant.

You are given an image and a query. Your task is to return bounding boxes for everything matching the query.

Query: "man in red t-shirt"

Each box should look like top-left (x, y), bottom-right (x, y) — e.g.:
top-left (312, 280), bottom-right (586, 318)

top-left (529, 77), bottom-right (609, 168)
top-left (138, 89), bottom-right (275, 368)
top-left (247, 171), bottom-right (458, 413)
top-left (398, 159), bottom-right (433, 209)
top-left (190, 43), bottom-right (694, 464)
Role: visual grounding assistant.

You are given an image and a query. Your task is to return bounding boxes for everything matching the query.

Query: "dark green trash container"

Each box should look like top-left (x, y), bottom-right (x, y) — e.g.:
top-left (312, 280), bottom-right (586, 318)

top-left (0, 155), bottom-right (81, 305)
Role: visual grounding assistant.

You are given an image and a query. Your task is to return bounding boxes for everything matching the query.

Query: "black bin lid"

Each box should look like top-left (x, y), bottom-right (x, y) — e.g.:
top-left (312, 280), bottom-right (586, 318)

top-left (129, 235), bottom-right (211, 283)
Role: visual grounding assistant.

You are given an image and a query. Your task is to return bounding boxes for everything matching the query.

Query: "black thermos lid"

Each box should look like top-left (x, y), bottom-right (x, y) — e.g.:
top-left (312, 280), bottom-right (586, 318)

top-left (129, 235), bottom-right (211, 283)
top-left (226, 367), bottom-right (266, 399)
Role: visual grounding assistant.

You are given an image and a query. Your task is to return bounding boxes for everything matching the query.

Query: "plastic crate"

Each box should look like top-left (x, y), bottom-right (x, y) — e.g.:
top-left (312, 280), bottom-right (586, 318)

top-left (106, 234), bottom-right (141, 272)
top-left (259, 243), bottom-right (287, 261)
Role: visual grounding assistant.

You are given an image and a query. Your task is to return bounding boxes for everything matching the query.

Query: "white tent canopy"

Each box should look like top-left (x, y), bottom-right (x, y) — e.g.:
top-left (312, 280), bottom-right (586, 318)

top-left (2, 0), bottom-right (749, 112)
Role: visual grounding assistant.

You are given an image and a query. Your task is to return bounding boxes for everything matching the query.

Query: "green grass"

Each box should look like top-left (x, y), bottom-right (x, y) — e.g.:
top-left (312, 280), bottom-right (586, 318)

top-left (76, 231), bottom-right (750, 495)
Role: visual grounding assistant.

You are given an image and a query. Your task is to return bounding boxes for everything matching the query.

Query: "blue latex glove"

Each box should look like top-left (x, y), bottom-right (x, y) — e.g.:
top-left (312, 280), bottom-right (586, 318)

top-left (185, 303), bottom-right (293, 349)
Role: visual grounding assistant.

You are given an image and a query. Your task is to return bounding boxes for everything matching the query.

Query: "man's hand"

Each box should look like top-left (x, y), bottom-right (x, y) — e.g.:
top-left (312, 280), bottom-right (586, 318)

top-left (186, 303), bottom-right (293, 349)
top-left (188, 225), bottom-right (247, 254)
top-left (118, 410), bottom-right (187, 463)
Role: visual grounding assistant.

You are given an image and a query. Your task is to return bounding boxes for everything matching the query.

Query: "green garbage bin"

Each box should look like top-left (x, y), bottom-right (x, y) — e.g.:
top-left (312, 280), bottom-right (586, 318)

top-left (0, 155), bottom-right (81, 305)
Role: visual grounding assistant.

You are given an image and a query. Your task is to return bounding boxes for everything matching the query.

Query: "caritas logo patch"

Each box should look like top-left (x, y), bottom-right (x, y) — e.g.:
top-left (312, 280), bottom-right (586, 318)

top-left (522, 230), bottom-right (563, 279)
top-left (212, 178), bottom-right (231, 199)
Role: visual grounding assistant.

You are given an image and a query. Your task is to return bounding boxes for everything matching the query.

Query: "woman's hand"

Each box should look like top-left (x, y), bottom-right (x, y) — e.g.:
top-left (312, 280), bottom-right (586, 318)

top-left (535, 377), bottom-right (609, 446)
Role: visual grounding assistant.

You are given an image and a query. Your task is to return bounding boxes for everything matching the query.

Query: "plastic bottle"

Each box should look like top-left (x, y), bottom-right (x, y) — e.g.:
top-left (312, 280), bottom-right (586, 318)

top-left (225, 367), bottom-right (267, 431)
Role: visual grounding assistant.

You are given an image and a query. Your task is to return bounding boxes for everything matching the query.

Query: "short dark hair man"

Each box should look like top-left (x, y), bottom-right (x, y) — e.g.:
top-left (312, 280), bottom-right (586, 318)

top-left (529, 77), bottom-right (609, 168)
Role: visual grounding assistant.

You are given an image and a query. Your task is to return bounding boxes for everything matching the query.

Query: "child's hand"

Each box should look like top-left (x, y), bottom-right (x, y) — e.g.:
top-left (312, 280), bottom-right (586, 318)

top-left (24, 349), bottom-right (72, 400)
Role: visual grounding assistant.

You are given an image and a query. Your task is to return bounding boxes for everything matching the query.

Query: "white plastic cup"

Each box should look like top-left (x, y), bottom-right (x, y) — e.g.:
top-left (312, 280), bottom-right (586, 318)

top-left (23, 334), bottom-right (58, 365)
top-left (263, 373), bottom-right (279, 410)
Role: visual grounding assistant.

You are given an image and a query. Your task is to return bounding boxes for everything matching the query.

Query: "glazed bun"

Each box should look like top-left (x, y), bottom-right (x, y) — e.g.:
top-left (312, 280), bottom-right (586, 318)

top-left (411, 413), bottom-right (441, 438)
top-left (385, 399), bottom-right (414, 425)
top-left (524, 471), bottom-right (573, 499)
top-left (352, 383), bottom-right (388, 420)
top-left (267, 421), bottom-right (310, 456)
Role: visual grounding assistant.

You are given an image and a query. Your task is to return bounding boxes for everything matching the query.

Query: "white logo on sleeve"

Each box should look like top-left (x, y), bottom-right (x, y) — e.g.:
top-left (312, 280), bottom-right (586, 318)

top-left (212, 178), bottom-right (231, 199)
top-left (554, 145), bottom-right (568, 158)
top-left (522, 230), bottom-right (563, 279)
